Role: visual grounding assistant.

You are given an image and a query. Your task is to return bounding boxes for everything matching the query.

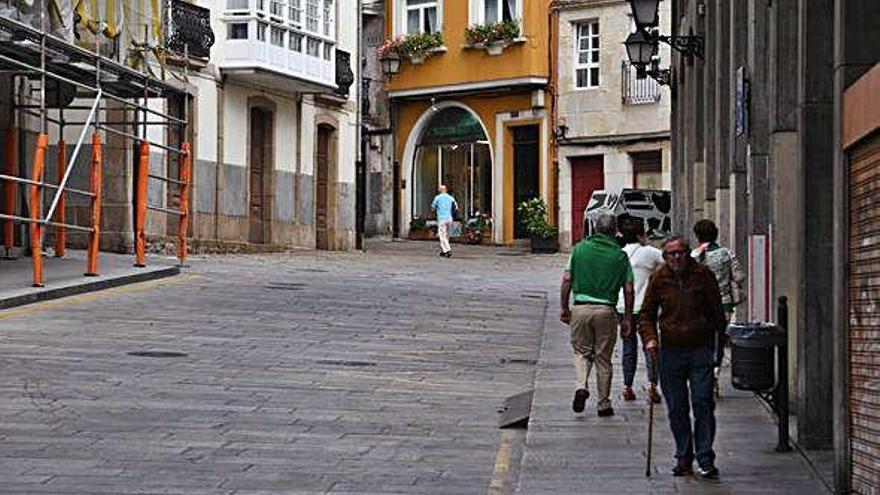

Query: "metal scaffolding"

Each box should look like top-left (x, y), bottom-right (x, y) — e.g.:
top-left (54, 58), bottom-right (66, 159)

top-left (0, 11), bottom-right (191, 288)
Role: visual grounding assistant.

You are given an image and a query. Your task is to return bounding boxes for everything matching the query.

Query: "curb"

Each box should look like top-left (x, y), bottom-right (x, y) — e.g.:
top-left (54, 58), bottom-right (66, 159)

top-left (0, 266), bottom-right (181, 310)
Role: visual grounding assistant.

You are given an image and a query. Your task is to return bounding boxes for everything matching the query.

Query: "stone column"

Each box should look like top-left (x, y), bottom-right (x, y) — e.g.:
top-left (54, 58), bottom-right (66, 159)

top-left (747, 0), bottom-right (770, 234)
top-left (100, 102), bottom-right (135, 253)
top-left (729, 0), bottom-right (748, 259)
top-left (796, 0), bottom-right (835, 450)
top-left (714, 0), bottom-right (732, 247)
top-left (768, 0), bottom-right (802, 415)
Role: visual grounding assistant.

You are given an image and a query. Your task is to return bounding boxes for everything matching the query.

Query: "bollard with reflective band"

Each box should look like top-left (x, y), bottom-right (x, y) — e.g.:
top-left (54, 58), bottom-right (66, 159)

top-left (3, 126), bottom-right (17, 252)
top-left (29, 134), bottom-right (48, 287)
top-left (177, 142), bottom-right (191, 265)
top-left (134, 141), bottom-right (149, 267)
top-left (55, 139), bottom-right (67, 257)
top-left (85, 134), bottom-right (102, 276)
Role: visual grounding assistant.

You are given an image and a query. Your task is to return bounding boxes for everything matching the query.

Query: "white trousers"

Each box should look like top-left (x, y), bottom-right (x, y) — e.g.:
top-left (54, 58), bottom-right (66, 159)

top-left (438, 220), bottom-right (452, 253)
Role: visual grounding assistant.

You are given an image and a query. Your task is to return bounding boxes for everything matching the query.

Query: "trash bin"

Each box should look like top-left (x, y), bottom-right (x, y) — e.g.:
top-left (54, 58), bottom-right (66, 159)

top-left (726, 322), bottom-right (786, 391)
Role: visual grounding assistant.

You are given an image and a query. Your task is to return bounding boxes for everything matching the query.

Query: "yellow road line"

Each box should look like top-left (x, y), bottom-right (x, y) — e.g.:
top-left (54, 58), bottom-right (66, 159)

top-left (487, 428), bottom-right (517, 495)
top-left (0, 273), bottom-right (201, 321)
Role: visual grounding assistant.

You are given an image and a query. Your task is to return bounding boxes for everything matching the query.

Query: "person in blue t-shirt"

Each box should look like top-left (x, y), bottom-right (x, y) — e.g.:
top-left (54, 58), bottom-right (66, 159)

top-left (431, 185), bottom-right (458, 258)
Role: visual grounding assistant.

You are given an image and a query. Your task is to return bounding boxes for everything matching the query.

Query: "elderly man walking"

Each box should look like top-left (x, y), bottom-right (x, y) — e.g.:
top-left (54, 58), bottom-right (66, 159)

top-left (640, 236), bottom-right (727, 479)
top-left (561, 214), bottom-right (634, 417)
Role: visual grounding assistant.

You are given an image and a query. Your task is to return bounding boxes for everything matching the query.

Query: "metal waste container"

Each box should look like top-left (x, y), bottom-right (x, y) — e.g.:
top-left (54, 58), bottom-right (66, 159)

top-left (727, 322), bottom-right (786, 391)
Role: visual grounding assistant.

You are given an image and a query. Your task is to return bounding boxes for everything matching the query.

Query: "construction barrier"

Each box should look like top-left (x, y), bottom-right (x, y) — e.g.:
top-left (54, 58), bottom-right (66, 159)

top-left (177, 141), bottom-right (191, 265)
top-left (85, 133), bottom-right (102, 276)
top-left (29, 133), bottom-right (48, 287)
top-left (134, 140), bottom-right (149, 267)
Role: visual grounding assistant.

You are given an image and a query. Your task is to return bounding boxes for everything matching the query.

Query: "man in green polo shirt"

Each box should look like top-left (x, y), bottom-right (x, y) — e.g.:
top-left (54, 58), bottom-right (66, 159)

top-left (561, 213), bottom-right (634, 416)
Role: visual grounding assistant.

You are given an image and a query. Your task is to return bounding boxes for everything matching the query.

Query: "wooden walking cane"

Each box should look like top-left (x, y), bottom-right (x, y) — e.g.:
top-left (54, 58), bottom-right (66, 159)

top-left (646, 355), bottom-right (656, 477)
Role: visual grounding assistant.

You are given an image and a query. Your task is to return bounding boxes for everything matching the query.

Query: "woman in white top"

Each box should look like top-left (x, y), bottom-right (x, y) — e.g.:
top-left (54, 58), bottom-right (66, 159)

top-left (617, 218), bottom-right (664, 403)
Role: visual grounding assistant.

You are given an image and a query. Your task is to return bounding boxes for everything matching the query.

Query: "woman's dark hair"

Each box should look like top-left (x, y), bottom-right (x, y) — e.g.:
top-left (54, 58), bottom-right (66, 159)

top-left (620, 216), bottom-right (644, 244)
top-left (693, 219), bottom-right (718, 243)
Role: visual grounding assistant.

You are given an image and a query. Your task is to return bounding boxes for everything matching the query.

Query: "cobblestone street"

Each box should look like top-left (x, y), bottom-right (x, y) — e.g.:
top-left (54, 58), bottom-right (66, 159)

top-left (0, 240), bottom-right (828, 494)
top-left (0, 241), bottom-right (558, 494)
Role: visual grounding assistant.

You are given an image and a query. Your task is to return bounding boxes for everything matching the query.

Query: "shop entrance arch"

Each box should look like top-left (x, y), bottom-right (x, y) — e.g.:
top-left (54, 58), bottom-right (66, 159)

top-left (404, 104), bottom-right (493, 234)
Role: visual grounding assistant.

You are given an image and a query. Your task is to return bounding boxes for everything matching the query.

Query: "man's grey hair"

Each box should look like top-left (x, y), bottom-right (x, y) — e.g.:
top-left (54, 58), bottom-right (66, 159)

top-left (594, 213), bottom-right (617, 236)
top-left (662, 234), bottom-right (690, 250)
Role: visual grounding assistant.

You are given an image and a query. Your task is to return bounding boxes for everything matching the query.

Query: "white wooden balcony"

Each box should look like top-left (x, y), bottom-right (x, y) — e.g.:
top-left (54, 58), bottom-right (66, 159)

top-left (218, 0), bottom-right (337, 92)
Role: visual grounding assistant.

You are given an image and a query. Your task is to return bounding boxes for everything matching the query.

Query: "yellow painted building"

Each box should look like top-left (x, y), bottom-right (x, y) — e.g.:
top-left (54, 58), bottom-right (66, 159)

top-left (384, 0), bottom-right (553, 245)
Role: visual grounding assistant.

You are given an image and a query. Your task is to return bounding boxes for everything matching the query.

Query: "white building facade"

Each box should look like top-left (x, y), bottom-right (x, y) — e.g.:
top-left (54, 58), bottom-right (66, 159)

top-left (555, 0), bottom-right (671, 250)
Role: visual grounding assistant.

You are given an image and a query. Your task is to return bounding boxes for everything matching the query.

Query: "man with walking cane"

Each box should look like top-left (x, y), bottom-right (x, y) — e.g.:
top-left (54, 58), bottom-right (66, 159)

top-left (639, 236), bottom-right (727, 479)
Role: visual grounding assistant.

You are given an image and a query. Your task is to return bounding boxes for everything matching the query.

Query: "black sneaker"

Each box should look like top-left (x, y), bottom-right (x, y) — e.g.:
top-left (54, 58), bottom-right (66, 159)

top-left (572, 389), bottom-right (589, 413)
top-left (697, 462), bottom-right (719, 479)
top-left (671, 460), bottom-right (693, 477)
top-left (597, 407), bottom-right (615, 417)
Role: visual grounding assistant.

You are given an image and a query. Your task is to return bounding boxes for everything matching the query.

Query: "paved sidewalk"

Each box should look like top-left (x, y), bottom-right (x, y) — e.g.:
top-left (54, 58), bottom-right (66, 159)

top-left (0, 249), bottom-right (179, 309)
top-left (516, 308), bottom-right (830, 494)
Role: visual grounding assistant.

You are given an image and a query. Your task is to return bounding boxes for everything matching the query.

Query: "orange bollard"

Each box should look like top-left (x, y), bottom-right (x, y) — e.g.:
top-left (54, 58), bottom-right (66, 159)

top-left (85, 134), bottom-right (102, 276)
top-left (55, 139), bottom-right (67, 257)
top-left (134, 140), bottom-right (149, 267)
top-left (3, 126), bottom-right (18, 252)
top-left (176, 142), bottom-right (191, 265)
top-left (30, 133), bottom-right (48, 287)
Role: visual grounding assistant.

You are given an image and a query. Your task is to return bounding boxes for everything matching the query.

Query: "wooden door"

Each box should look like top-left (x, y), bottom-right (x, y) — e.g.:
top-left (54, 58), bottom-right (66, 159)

top-left (316, 125), bottom-right (331, 250)
top-left (249, 107), bottom-right (267, 244)
top-left (570, 155), bottom-right (604, 244)
top-left (512, 125), bottom-right (540, 239)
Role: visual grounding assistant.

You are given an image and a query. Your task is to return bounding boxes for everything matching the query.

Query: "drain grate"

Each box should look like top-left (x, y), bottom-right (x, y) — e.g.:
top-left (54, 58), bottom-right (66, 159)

top-left (295, 268), bottom-right (329, 273)
top-left (265, 283), bottom-right (306, 291)
top-left (317, 359), bottom-right (377, 367)
top-left (501, 357), bottom-right (538, 365)
top-left (127, 351), bottom-right (188, 358)
top-left (496, 251), bottom-right (527, 257)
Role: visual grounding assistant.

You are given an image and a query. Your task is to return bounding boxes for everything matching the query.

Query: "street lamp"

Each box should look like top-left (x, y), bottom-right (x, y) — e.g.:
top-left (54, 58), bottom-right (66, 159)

top-left (379, 50), bottom-right (401, 78)
top-left (629, 0), bottom-right (660, 30)
top-left (624, 31), bottom-right (657, 67)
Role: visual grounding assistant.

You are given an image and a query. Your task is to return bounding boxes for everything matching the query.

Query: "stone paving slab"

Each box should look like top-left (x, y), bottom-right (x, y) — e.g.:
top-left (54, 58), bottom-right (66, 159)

top-left (515, 301), bottom-right (832, 494)
top-left (0, 249), bottom-right (179, 309)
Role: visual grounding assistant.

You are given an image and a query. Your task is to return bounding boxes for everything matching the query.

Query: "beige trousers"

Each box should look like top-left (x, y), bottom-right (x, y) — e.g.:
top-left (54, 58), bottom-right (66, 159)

top-left (570, 304), bottom-right (618, 410)
top-left (438, 220), bottom-right (452, 253)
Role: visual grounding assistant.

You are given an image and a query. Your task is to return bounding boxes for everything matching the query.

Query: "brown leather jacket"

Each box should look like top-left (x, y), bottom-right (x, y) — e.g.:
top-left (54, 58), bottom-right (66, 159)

top-left (638, 258), bottom-right (727, 349)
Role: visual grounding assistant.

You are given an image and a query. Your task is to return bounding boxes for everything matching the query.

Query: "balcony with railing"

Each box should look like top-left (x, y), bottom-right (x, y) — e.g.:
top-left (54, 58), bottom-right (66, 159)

top-left (218, 0), bottom-right (337, 92)
top-left (621, 61), bottom-right (661, 105)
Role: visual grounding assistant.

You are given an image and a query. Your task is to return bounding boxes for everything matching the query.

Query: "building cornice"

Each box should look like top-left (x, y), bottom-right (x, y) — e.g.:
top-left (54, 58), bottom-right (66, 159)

top-left (552, 0), bottom-right (628, 12)
top-left (388, 77), bottom-right (549, 99)
top-left (559, 130), bottom-right (670, 146)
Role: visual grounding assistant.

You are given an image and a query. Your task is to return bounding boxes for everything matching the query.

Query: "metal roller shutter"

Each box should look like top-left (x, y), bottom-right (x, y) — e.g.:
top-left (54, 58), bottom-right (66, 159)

top-left (849, 132), bottom-right (880, 493)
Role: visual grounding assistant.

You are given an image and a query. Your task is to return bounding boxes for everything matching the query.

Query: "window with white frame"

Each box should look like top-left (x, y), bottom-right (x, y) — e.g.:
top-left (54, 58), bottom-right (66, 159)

top-left (482, 0), bottom-right (517, 23)
top-left (405, 0), bottom-right (438, 34)
top-left (575, 21), bottom-right (600, 89)
top-left (288, 0), bottom-right (302, 26)
top-left (306, 0), bottom-right (320, 33)
top-left (322, 0), bottom-right (333, 36)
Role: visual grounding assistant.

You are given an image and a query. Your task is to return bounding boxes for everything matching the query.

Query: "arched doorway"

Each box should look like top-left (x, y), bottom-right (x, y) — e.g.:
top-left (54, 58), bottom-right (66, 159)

top-left (316, 124), bottom-right (334, 250)
top-left (249, 106), bottom-right (273, 244)
top-left (410, 107), bottom-right (492, 225)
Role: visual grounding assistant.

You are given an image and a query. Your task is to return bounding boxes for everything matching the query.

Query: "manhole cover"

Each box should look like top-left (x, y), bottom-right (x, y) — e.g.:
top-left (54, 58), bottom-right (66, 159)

top-left (501, 357), bottom-right (538, 365)
top-left (127, 351), bottom-right (188, 358)
top-left (265, 283), bottom-right (306, 290)
top-left (521, 293), bottom-right (544, 299)
top-left (296, 268), bottom-right (329, 273)
top-left (317, 359), bottom-right (377, 367)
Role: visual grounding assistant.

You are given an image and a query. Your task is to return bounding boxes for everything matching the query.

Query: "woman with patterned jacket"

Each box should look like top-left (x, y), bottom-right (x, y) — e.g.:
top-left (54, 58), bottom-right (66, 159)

top-left (691, 219), bottom-right (746, 396)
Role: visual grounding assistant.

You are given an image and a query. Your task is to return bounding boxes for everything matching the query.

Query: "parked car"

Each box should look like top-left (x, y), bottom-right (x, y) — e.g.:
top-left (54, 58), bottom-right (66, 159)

top-left (583, 188), bottom-right (672, 239)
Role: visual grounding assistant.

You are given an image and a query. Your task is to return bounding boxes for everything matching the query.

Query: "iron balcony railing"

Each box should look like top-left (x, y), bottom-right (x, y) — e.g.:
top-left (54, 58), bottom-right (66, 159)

top-left (621, 61), bottom-right (661, 105)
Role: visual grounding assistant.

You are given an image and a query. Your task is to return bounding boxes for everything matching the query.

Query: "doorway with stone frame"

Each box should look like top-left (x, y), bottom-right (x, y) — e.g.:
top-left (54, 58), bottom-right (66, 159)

top-left (315, 124), bottom-right (335, 250)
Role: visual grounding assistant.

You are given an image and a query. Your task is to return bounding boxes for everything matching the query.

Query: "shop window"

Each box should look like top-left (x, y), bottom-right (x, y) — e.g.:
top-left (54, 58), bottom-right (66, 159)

top-left (412, 107), bottom-right (492, 221)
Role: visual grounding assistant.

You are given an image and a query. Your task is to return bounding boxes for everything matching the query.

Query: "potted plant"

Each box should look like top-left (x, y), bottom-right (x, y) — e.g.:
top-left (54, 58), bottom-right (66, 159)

top-left (464, 19), bottom-right (520, 55)
top-left (517, 198), bottom-right (558, 253)
top-left (464, 213), bottom-right (491, 245)
top-left (399, 31), bottom-right (444, 64)
top-left (408, 215), bottom-right (436, 240)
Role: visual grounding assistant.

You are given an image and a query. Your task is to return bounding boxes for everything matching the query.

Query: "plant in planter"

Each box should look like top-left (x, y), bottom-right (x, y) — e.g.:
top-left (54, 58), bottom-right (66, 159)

top-left (398, 31), bottom-right (444, 64)
top-left (464, 19), bottom-right (520, 55)
top-left (408, 215), bottom-right (436, 240)
top-left (517, 198), bottom-right (559, 253)
top-left (464, 213), bottom-right (491, 245)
